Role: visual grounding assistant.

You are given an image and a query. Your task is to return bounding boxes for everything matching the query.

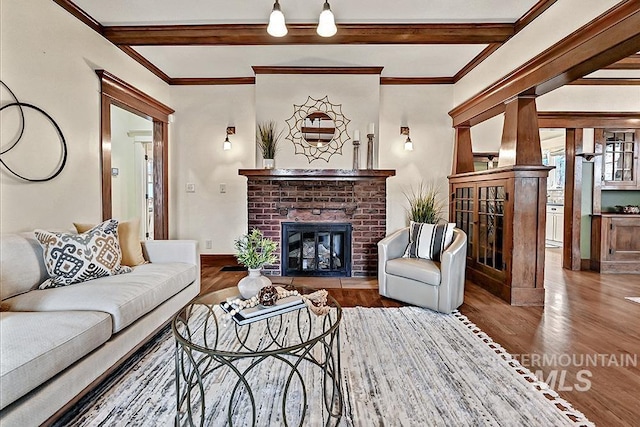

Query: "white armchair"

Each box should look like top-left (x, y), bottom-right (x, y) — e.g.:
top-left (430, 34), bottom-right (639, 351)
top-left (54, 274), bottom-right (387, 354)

top-left (378, 227), bottom-right (467, 313)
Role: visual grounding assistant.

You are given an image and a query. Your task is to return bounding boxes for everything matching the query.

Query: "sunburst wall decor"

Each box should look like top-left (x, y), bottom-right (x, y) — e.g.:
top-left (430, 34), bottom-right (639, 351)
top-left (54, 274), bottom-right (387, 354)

top-left (285, 95), bottom-right (350, 163)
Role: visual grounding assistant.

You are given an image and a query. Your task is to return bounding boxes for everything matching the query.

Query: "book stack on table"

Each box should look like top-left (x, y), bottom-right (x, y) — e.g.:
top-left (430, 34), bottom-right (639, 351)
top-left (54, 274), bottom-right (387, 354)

top-left (220, 295), bottom-right (306, 325)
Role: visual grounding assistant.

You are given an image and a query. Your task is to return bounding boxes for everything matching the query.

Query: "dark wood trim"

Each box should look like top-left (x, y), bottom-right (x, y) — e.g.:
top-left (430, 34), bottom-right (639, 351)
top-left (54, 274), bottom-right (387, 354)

top-left (103, 23), bottom-right (514, 46)
top-left (100, 95), bottom-right (112, 222)
top-left (450, 2), bottom-right (640, 127)
top-left (153, 121), bottom-right (169, 240)
top-left (170, 77), bottom-right (256, 85)
top-left (563, 128), bottom-right (583, 271)
top-left (379, 77), bottom-right (454, 85)
top-left (96, 70), bottom-right (174, 121)
top-left (452, 127), bottom-right (475, 174)
top-left (580, 258), bottom-right (591, 270)
top-left (569, 77), bottom-right (640, 85)
top-left (252, 66), bottom-right (384, 75)
top-left (592, 129), bottom-right (605, 215)
top-left (538, 112), bottom-right (640, 128)
top-left (238, 169), bottom-right (396, 180)
top-left (453, 43), bottom-right (502, 82)
top-left (96, 70), bottom-right (173, 239)
top-left (118, 46), bottom-right (171, 84)
top-left (200, 254), bottom-right (238, 267)
top-left (514, 0), bottom-right (559, 32)
top-left (497, 95), bottom-right (542, 167)
top-left (453, 1), bottom-right (558, 82)
top-left (52, 0), bottom-right (103, 34)
top-left (604, 53), bottom-right (640, 69)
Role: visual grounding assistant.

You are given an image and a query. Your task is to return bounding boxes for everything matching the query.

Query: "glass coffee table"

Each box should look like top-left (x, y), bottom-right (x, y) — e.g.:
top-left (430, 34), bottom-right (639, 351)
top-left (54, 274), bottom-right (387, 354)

top-left (171, 286), bottom-right (343, 426)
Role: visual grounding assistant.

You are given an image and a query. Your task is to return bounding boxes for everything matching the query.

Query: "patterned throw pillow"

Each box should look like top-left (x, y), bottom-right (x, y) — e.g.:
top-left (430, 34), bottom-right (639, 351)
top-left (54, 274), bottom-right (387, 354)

top-left (404, 221), bottom-right (456, 262)
top-left (35, 219), bottom-right (132, 289)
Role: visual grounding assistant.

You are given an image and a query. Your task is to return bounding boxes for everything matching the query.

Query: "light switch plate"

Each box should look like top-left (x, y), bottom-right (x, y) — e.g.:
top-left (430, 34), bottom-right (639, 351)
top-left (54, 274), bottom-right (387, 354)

top-left (186, 183), bottom-right (195, 193)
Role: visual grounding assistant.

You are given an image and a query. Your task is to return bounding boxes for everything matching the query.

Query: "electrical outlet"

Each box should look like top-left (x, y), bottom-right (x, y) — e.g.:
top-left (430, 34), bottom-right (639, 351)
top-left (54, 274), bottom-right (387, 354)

top-left (186, 183), bottom-right (195, 193)
top-left (220, 183), bottom-right (227, 193)
top-left (205, 240), bottom-right (212, 249)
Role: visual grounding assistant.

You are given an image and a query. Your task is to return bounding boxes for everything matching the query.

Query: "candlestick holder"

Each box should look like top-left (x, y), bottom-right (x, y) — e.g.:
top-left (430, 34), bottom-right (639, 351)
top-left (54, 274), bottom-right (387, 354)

top-left (352, 139), bottom-right (360, 169)
top-left (366, 133), bottom-right (374, 169)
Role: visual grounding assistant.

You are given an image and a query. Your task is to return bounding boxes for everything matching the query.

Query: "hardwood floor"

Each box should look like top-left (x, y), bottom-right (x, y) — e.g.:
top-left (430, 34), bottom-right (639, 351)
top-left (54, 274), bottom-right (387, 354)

top-left (200, 249), bottom-right (640, 426)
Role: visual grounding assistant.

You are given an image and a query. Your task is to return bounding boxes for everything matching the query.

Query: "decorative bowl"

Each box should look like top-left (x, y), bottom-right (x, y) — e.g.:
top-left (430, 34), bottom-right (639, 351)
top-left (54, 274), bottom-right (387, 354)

top-left (615, 205), bottom-right (640, 214)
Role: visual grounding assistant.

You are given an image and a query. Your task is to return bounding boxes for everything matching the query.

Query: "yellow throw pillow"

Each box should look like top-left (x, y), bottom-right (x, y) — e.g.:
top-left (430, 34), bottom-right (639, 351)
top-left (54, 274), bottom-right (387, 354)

top-left (74, 218), bottom-right (147, 267)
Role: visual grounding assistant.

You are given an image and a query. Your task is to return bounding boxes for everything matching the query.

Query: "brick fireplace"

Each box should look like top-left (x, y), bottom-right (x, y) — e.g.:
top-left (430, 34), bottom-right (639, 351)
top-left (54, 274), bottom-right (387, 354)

top-left (239, 169), bottom-right (395, 277)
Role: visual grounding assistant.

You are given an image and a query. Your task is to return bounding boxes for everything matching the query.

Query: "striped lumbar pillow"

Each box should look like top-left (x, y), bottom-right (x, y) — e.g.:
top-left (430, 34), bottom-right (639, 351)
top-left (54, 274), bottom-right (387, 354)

top-left (404, 221), bottom-right (456, 262)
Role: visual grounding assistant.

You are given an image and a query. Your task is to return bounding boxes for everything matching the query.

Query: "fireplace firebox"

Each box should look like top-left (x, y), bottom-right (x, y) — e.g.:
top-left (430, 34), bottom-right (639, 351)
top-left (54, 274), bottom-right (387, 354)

top-left (282, 223), bottom-right (352, 277)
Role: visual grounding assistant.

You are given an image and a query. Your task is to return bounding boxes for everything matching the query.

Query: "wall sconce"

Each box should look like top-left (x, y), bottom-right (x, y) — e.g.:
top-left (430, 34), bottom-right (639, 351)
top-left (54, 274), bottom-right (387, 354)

top-left (401, 126), bottom-right (413, 151)
top-left (223, 126), bottom-right (235, 151)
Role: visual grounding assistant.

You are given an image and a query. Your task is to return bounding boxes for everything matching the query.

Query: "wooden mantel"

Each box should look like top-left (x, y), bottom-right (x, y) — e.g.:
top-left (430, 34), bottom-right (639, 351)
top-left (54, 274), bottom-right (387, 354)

top-left (238, 169), bottom-right (396, 181)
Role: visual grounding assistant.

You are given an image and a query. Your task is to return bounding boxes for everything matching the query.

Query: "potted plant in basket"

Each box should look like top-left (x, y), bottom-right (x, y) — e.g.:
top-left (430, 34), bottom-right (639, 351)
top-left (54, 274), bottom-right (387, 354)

top-left (234, 229), bottom-right (278, 299)
top-left (257, 121), bottom-right (283, 169)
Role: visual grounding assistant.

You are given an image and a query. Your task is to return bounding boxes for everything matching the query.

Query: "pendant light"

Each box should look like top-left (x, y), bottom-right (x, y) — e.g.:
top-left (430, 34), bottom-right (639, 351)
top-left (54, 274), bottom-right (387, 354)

top-left (317, 1), bottom-right (337, 37)
top-left (267, 0), bottom-right (288, 37)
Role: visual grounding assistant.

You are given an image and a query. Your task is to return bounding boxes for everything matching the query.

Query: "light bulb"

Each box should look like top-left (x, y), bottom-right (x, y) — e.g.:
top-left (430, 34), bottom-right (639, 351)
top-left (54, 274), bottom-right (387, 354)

top-left (404, 137), bottom-right (413, 151)
top-left (267, 1), bottom-right (287, 37)
top-left (223, 135), bottom-right (232, 151)
top-left (317, 1), bottom-right (337, 37)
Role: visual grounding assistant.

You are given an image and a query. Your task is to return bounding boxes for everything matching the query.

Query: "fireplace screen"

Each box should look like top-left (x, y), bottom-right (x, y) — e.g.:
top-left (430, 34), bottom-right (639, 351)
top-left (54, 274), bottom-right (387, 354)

top-left (282, 223), bottom-right (352, 277)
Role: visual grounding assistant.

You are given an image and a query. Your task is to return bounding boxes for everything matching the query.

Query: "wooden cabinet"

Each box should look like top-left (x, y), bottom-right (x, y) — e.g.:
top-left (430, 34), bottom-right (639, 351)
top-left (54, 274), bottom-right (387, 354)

top-left (598, 129), bottom-right (639, 190)
top-left (591, 214), bottom-right (640, 273)
top-left (450, 166), bottom-right (550, 306)
top-left (546, 205), bottom-right (564, 243)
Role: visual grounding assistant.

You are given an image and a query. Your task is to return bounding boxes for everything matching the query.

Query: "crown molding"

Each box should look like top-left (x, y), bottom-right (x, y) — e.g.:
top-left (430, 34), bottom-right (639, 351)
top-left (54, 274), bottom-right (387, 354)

top-left (252, 66), bottom-right (384, 75)
top-left (52, 0), bottom-right (103, 34)
top-left (170, 77), bottom-right (256, 85)
top-left (380, 77), bottom-right (454, 85)
top-left (569, 78), bottom-right (640, 85)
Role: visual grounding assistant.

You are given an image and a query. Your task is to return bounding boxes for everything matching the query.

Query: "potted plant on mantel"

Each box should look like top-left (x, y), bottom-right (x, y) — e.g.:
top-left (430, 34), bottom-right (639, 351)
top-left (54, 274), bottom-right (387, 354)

top-left (257, 121), bottom-right (283, 169)
top-left (234, 229), bottom-right (278, 299)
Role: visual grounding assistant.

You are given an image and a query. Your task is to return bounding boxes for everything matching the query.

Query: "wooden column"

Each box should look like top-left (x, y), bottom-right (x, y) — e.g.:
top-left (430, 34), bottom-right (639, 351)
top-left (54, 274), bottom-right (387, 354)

top-left (498, 95), bottom-right (543, 167)
top-left (452, 126), bottom-right (475, 174)
top-left (563, 128), bottom-right (583, 270)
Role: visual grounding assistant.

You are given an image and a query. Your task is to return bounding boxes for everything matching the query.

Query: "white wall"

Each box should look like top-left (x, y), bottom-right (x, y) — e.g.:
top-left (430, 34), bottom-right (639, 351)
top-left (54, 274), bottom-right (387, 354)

top-left (255, 74), bottom-right (379, 169)
top-left (169, 85), bottom-right (256, 252)
top-left (0, 0), bottom-right (170, 233)
top-left (379, 85), bottom-right (455, 233)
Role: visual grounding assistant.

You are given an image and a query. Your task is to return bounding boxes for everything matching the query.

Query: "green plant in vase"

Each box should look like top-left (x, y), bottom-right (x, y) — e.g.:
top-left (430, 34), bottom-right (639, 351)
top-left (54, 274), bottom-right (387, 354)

top-left (256, 121), bottom-right (283, 169)
top-left (404, 182), bottom-right (444, 224)
top-left (234, 229), bottom-right (278, 299)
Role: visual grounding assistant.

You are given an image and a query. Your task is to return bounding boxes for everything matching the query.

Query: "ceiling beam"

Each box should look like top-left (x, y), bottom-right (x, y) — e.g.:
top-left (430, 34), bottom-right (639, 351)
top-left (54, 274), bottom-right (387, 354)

top-left (449, 1), bottom-right (640, 127)
top-left (538, 112), bottom-right (640, 128)
top-left (603, 54), bottom-right (640, 69)
top-left (103, 23), bottom-right (514, 46)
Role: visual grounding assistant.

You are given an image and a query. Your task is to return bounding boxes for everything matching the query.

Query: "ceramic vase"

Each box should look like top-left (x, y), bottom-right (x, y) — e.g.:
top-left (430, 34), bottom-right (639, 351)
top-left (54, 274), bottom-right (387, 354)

top-left (237, 268), bottom-right (271, 299)
top-left (263, 158), bottom-right (275, 169)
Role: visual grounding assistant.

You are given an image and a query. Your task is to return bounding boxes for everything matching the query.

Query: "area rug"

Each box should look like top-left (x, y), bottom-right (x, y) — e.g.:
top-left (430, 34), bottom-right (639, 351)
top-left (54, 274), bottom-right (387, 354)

top-left (54, 307), bottom-right (593, 426)
top-left (625, 296), bottom-right (640, 304)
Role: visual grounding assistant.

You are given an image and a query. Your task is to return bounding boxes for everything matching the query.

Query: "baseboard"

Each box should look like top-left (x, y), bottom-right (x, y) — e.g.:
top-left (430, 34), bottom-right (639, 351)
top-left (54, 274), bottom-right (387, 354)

top-left (581, 259), bottom-right (591, 271)
top-left (200, 254), bottom-right (238, 267)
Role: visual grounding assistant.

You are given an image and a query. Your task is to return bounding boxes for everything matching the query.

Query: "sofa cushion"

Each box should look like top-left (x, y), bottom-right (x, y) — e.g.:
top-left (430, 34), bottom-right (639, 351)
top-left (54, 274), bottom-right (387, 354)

top-left (386, 257), bottom-right (441, 286)
top-left (74, 218), bottom-right (147, 267)
top-left (1, 233), bottom-right (48, 300)
top-left (4, 262), bottom-right (196, 333)
top-left (0, 310), bottom-right (112, 410)
top-left (35, 220), bottom-right (132, 289)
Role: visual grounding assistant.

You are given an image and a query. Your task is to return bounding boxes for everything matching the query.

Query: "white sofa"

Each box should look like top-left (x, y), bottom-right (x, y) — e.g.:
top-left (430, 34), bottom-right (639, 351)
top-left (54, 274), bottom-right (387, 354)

top-left (0, 233), bottom-right (200, 426)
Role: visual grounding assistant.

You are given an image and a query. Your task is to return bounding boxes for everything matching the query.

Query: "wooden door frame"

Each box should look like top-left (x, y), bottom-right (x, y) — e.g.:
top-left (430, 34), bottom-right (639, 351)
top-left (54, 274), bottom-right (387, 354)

top-left (96, 70), bottom-right (174, 239)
